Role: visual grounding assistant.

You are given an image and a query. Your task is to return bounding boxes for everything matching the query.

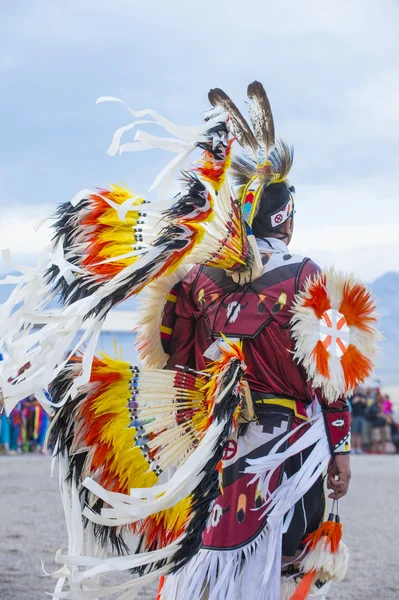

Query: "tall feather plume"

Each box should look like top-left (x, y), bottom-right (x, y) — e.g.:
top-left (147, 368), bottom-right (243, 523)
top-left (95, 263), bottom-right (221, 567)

top-left (230, 155), bottom-right (258, 200)
top-left (269, 140), bottom-right (294, 183)
top-left (247, 81), bottom-right (275, 157)
top-left (208, 88), bottom-right (259, 158)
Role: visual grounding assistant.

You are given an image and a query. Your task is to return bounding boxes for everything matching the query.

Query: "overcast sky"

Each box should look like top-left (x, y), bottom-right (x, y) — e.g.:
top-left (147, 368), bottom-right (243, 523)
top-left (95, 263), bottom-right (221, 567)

top-left (1, 0), bottom-right (399, 281)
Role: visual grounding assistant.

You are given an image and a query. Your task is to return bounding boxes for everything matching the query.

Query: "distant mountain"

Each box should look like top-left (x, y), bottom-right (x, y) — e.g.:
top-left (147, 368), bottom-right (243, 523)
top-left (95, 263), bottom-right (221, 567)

top-left (369, 272), bottom-right (399, 386)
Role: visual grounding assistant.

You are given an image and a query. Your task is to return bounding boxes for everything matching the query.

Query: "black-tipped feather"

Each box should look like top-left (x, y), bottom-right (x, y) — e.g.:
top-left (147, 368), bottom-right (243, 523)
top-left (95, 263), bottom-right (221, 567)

top-left (247, 81), bottom-right (275, 156)
top-left (208, 88), bottom-right (258, 157)
top-left (49, 364), bottom-right (130, 555)
top-left (230, 154), bottom-right (258, 193)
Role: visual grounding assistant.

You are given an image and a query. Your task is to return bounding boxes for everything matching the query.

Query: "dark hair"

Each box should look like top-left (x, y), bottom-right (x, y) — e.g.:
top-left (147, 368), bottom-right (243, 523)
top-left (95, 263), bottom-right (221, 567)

top-left (251, 182), bottom-right (294, 238)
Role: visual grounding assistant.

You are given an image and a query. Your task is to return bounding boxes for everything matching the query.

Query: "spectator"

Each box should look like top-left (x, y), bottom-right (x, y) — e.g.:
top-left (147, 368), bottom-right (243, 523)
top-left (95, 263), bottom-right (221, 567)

top-left (381, 394), bottom-right (394, 453)
top-left (9, 405), bottom-right (22, 453)
top-left (382, 394), bottom-right (393, 416)
top-left (20, 395), bottom-right (46, 453)
top-left (368, 392), bottom-right (388, 453)
top-left (0, 408), bottom-right (11, 455)
top-left (350, 387), bottom-right (367, 454)
top-left (0, 353), bottom-right (10, 455)
top-left (392, 410), bottom-right (399, 454)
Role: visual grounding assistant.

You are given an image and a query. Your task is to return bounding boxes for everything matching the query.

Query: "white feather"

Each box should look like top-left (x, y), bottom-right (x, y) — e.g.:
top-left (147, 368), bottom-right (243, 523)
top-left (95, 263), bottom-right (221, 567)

top-left (135, 265), bottom-right (192, 368)
top-left (300, 539), bottom-right (349, 582)
top-left (291, 267), bottom-right (379, 403)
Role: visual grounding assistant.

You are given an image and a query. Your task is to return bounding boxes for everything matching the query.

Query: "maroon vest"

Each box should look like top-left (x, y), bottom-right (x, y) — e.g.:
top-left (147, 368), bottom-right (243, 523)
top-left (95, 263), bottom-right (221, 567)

top-left (190, 252), bottom-right (310, 340)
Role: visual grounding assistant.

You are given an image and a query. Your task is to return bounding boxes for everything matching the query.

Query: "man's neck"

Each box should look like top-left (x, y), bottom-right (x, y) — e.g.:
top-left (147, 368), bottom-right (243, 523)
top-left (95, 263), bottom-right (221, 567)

top-left (256, 237), bottom-right (289, 254)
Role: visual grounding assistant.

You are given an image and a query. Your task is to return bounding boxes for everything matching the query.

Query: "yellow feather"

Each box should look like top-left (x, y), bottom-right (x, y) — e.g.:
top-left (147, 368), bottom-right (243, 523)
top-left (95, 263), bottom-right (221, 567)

top-left (89, 353), bottom-right (157, 490)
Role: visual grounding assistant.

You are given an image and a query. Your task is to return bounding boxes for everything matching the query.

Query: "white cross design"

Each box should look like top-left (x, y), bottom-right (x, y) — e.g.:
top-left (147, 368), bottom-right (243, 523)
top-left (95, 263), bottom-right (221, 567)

top-left (319, 308), bottom-right (350, 358)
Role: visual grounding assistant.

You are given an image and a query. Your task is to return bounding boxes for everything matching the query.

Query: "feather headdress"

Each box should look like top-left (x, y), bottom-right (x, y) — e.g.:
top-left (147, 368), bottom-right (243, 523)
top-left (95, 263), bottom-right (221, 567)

top-left (209, 81), bottom-right (294, 227)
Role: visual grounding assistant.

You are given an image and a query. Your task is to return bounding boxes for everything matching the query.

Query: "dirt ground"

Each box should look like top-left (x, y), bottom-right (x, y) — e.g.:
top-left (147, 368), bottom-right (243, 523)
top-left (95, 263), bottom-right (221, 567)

top-left (1, 454), bottom-right (398, 600)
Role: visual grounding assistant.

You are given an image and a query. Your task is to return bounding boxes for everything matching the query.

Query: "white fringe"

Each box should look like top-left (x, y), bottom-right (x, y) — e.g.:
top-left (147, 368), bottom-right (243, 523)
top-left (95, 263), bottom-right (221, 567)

top-left (161, 416), bottom-right (330, 600)
top-left (97, 96), bottom-right (228, 200)
top-left (162, 525), bottom-right (274, 600)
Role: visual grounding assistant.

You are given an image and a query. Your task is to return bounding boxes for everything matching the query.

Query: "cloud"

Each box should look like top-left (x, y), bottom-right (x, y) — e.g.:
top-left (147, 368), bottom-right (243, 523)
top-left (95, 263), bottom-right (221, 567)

top-left (0, 205), bottom-right (53, 256)
top-left (347, 68), bottom-right (399, 137)
top-left (291, 241), bottom-right (399, 282)
top-left (1, 199), bottom-right (397, 282)
top-left (1, 0), bottom-right (399, 284)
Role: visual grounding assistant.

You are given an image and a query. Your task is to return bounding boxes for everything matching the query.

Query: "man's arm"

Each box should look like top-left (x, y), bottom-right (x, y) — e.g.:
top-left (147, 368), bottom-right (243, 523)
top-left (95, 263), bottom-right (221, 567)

top-left (298, 259), bottom-right (351, 499)
top-left (164, 267), bottom-right (200, 371)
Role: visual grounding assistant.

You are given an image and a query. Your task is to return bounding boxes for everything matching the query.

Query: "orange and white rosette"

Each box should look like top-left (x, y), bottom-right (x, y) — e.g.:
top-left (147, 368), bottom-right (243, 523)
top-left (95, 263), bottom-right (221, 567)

top-left (291, 268), bottom-right (380, 403)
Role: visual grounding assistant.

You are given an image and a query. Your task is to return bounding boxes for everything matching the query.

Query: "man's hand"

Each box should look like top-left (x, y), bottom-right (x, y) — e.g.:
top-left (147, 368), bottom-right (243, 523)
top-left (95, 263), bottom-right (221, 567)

top-left (327, 454), bottom-right (351, 500)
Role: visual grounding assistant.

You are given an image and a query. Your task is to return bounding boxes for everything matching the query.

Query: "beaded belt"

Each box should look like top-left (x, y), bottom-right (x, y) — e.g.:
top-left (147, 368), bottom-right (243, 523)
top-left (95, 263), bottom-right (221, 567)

top-left (255, 398), bottom-right (308, 421)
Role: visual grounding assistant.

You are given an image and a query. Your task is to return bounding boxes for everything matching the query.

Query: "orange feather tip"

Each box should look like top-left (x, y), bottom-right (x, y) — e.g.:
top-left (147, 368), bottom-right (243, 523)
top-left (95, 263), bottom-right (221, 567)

top-left (339, 282), bottom-right (377, 332)
top-left (341, 344), bottom-right (373, 388)
top-left (303, 275), bottom-right (330, 319)
top-left (289, 570), bottom-right (316, 600)
top-left (303, 520), bottom-right (343, 554)
top-left (312, 340), bottom-right (330, 379)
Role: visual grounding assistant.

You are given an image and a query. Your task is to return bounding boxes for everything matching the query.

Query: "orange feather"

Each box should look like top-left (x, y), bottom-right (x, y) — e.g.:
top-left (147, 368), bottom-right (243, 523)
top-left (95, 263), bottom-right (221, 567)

top-left (303, 276), bottom-right (330, 319)
top-left (303, 520), bottom-right (342, 553)
top-left (339, 282), bottom-right (377, 332)
top-left (312, 340), bottom-right (330, 378)
top-left (290, 570), bottom-right (316, 600)
top-left (341, 344), bottom-right (373, 388)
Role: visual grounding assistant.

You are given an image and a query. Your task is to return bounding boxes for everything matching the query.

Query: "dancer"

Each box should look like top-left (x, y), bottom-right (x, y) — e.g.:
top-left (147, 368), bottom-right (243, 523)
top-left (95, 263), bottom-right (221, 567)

top-left (0, 83), bottom-right (379, 599)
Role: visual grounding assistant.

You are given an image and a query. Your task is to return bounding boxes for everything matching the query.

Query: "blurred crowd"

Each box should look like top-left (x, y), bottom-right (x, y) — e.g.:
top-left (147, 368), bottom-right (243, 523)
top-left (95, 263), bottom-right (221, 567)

top-left (348, 388), bottom-right (399, 454)
top-left (0, 354), bottom-right (397, 457)
top-left (0, 395), bottom-right (50, 455)
top-left (0, 354), bottom-right (50, 455)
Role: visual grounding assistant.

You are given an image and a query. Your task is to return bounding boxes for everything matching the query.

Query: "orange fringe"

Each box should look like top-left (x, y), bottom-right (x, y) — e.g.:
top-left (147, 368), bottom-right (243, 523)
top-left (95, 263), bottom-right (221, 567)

top-left (341, 344), bottom-right (373, 388)
top-left (303, 520), bottom-right (342, 554)
top-left (339, 282), bottom-right (376, 332)
top-left (290, 570), bottom-right (316, 600)
top-left (312, 340), bottom-right (330, 378)
top-left (303, 276), bottom-right (330, 319)
top-left (156, 576), bottom-right (165, 600)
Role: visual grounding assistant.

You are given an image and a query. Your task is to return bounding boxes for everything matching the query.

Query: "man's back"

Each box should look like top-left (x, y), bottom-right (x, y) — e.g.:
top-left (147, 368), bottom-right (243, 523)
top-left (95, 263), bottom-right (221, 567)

top-left (164, 238), bottom-right (322, 404)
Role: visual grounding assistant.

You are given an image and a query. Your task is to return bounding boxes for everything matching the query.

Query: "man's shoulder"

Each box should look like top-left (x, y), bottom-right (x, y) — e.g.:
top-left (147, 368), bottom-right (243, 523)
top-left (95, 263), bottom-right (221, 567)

top-left (298, 256), bottom-right (321, 275)
top-left (291, 256), bottom-right (322, 291)
top-left (179, 264), bottom-right (202, 289)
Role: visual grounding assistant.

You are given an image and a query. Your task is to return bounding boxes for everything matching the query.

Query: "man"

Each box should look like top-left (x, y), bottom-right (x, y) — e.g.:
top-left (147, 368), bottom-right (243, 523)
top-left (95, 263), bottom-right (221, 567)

top-left (369, 392), bottom-right (388, 453)
top-left (1, 82), bottom-right (377, 600)
top-left (161, 174), bottom-right (351, 597)
top-left (350, 387), bottom-right (367, 454)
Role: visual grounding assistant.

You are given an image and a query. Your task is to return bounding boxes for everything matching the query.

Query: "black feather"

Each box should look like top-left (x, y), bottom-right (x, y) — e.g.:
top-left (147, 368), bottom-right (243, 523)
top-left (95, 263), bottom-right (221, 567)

top-left (196, 121), bottom-right (229, 161)
top-left (49, 363), bottom-right (130, 555)
top-left (171, 359), bottom-right (244, 572)
top-left (230, 154), bottom-right (258, 195)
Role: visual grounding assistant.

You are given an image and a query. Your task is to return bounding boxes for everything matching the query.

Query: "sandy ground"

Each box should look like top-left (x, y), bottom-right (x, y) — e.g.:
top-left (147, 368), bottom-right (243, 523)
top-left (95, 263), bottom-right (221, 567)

top-left (1, 454), bottom-right (398, 600)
